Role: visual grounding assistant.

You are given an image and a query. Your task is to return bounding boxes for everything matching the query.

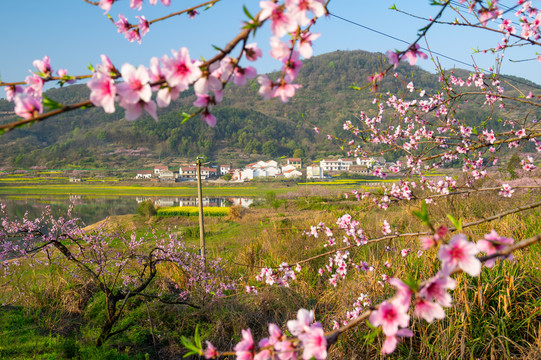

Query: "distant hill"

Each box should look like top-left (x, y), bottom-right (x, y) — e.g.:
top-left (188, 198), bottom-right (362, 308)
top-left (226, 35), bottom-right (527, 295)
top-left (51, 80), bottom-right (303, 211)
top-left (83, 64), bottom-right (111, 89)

top-left (0, 50), bottom-right (538, 170)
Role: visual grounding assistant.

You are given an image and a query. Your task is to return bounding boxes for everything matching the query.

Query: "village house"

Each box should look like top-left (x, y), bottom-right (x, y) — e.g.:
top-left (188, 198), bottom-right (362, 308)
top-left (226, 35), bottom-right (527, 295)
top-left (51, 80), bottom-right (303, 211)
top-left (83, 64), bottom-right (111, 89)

top-left (154, 165), bottom-right (168, 174)
top-left (159, 170), bottom-right (176, 182)
top-left (281, 164), bottom-right (297, 173)
top-left (220, 164), bottom-right (231, 175)
top-left (178, 166), bottom-right (218, 180)
top-left (200, 167), bottom-right (218, 179)
top-left (179, 166), bottom-right (197, 179)
top-left (286, 158), bottom-right (302, 169)
top-left (247, 160), bottom-right (279, 169)
top-left (306, 164), bottom-right (323, 179)
top-left (348, 165), bottom-right (370, 175)
top-left (356, 157), bottom-right (377, 168)
top-left (283, 168), bottom-right (302, 178)
top-left (320, 158), bottom-right (354, 172)
top-left (135, 170), bottom-right (153, 179)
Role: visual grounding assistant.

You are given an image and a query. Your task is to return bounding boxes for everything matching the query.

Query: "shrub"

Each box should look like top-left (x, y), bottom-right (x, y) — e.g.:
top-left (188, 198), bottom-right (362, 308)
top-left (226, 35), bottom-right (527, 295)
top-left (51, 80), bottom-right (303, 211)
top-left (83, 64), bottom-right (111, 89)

top-left (137, 200), bottom-right (157, 218)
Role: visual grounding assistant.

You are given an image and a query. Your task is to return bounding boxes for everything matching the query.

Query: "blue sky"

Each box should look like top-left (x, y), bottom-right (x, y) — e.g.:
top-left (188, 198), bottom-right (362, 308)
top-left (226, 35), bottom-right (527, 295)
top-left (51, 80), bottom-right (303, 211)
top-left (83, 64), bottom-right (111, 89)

top-left (1, 0), bottom-right (539, 99)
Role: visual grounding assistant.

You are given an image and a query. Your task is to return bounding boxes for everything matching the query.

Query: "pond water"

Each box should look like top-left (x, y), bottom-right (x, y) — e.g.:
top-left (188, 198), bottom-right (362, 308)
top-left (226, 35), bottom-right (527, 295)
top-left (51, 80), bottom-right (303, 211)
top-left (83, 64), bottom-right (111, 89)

top-left (0, 195), bottom-right (256, 226)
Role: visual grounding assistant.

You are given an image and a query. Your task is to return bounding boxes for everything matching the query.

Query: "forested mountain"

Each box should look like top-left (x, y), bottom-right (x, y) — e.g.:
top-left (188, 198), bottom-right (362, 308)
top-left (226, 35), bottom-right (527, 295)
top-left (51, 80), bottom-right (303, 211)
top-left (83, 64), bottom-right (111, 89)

top-left (0, 50), bottom-right (538, 170)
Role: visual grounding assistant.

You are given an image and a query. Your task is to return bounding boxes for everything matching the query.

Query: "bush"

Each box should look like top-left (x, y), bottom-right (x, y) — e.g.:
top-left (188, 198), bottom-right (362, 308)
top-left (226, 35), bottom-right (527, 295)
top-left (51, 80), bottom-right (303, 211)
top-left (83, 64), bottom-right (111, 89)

top-left (137, 200), bottom-right (157, 218)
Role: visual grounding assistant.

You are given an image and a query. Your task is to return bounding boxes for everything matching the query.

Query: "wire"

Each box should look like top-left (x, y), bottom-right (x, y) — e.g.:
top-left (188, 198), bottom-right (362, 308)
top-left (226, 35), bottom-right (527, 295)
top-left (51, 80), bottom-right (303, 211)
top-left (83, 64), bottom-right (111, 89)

top-left (327, 12), bottom-right (540, 89)
top-left (329, 12), bottom-right (475, 68)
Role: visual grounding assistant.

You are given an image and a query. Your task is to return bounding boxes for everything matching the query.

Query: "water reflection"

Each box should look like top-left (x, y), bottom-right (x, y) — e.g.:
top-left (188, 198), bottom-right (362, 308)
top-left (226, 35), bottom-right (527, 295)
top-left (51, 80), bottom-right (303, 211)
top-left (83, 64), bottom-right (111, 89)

top-left (135, 197), bottom-right (254, 208)
top-left (0, 195), bottom-right (255, 226)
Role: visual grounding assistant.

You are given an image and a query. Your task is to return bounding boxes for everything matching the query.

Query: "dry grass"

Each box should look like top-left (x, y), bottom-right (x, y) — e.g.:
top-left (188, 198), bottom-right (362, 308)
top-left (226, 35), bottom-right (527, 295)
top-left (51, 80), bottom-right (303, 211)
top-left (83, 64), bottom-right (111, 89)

top-left (2, 187), bottom-right (541, 359)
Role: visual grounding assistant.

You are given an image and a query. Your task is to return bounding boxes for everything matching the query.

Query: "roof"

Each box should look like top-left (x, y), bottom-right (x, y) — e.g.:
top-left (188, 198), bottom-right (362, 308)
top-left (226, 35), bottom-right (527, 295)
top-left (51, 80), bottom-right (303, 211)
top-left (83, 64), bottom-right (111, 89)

top-left (288, 158), bottom-right (302, 161)
top-left (137, 170), bottom-right (153, 174)
top-left (322, 158), bottom-right (353, 162)
top-left (154, 165), bottom-right (168, 170)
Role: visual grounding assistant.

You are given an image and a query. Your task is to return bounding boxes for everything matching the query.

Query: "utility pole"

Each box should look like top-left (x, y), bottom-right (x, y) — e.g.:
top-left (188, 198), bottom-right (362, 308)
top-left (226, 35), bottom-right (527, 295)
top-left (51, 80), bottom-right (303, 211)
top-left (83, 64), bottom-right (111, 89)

top-left (196, 157), bottom-right (205, 261)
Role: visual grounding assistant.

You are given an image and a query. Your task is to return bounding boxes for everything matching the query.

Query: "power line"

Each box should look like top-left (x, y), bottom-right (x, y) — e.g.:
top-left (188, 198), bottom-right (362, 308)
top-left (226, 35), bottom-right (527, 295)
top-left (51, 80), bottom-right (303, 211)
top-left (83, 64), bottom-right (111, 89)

top-left (329, 12), bottom-right (474, 69)
top-left (327, 12), bottom-right (540, 89)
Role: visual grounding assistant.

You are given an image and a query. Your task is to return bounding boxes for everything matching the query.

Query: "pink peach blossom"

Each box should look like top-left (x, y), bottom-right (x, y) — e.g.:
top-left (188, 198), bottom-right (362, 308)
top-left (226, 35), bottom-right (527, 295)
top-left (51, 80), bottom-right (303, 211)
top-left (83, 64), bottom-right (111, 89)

top-left (438, 234), bottom-right (481, 276)
top-left (88, 75), bottom-right (117, 113)
top-left (404, 43), bottom-right (428, 66)
top-left (201, 111), bottom-right (217, 127)
top-left (299, 325), bottom-right (327, 360)
top-left (414, 298), bottom-right (445, 323)
top-left (477, 230), bottom-right (514, 268)
top-left (369, 300), bottom-right (410, 336)
top-left (14, 94), bottom-right (43, 119)
top-left (245, 43), bottom-right (263, 61)
top-left (272, 82), bottom-right (300, 103)
top-left (381, 329), bottom-right (413, 354)
top-left (163, 47), bottom-right (202, 92)
top-left (204, 341), bottom-right (218, 359)
top-left (99, 0), bottom-right (114, 13)
top-left (33, 55), bottom-right (52, 76)
top-left (420, 274), bottom-right (456, 308)
top-left (234, 329), bottom-right (255, 360)
top-left (117, 64), bottom-right (151, 104)
top-left (260, 1), bottom-right (297, 37)
top-left (298, 32), bottom-right (321, 58)
top-left (287, 308), bottom-right (314, 335)
top-left (4, 85), bottom-right (23, 102)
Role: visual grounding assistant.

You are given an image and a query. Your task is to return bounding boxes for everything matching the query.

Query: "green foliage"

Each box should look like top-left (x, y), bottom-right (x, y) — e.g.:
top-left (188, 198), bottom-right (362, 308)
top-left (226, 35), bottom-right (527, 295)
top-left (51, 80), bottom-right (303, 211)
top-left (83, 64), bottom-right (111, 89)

top-left (507, 153), bottom-right (521, 179)
top-left (137, 200), bottom-right (156, 218)
top-left (292, 148), bottom-right (305, 158)
top-left (180, 325), bottom-right (203, 358)
top-left (412, 201), bottom-right (430, 227)
top-left (265, 191), bottom-right (277, 205)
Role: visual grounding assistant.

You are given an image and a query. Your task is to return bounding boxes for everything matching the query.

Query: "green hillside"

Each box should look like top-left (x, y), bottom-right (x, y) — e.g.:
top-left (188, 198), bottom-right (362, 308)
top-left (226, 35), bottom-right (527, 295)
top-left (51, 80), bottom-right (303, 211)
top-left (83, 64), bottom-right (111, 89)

top-left (0, 50), bottom-right (538, 170)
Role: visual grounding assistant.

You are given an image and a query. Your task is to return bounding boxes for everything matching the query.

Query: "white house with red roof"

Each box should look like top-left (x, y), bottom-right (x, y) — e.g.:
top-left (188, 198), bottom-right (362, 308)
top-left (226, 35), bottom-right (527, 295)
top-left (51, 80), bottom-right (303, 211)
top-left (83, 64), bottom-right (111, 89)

top-left (283, 168), bottom-right (302, 178)
top-left (220, 164), bottom-right (231, 175)
top-left (154, 165), bottom-right (169, 174)
top-left (136, 170), bottom-right (153, 179)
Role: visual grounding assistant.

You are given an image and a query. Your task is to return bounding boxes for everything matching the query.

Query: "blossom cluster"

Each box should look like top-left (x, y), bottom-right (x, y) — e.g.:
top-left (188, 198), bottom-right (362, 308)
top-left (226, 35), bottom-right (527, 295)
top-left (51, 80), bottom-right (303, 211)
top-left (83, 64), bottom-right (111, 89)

top-left (4, 0), bottom-right (326, 127)
top-left (328, 65), bottom-right (539, 200)
top-left (205, 309), bottom-right (327, 360)
top-left (255, 262), bottom-right (301, 287)
top-left (0, 205), bottom-right (234, 302)
top-left (212, 225), bottom-right (518, 356)
top-left (368, 230), bottom-right (514, 354)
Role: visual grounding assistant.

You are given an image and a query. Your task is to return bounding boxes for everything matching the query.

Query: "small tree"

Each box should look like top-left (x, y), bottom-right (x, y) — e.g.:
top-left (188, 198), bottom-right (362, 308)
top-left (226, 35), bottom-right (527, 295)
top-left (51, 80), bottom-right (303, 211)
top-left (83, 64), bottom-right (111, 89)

top-left (0, 206), bottom-right (232, 346)
top-left (137, 199), bottom-right (157, 218)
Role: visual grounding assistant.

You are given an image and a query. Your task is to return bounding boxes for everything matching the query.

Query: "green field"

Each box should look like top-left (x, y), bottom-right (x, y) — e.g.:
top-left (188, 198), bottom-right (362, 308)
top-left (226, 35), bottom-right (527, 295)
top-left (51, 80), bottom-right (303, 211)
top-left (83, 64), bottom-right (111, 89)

top-left (0, 181), bottom-right (375, 197)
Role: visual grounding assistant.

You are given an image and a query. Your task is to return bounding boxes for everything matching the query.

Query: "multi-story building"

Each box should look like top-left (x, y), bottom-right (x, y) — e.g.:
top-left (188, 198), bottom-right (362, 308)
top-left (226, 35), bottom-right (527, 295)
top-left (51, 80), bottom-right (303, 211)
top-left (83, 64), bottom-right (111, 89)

top-left (320, 158), bottom-right (354, 172)
top-left (306, 164), bottom-right (323, 179)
